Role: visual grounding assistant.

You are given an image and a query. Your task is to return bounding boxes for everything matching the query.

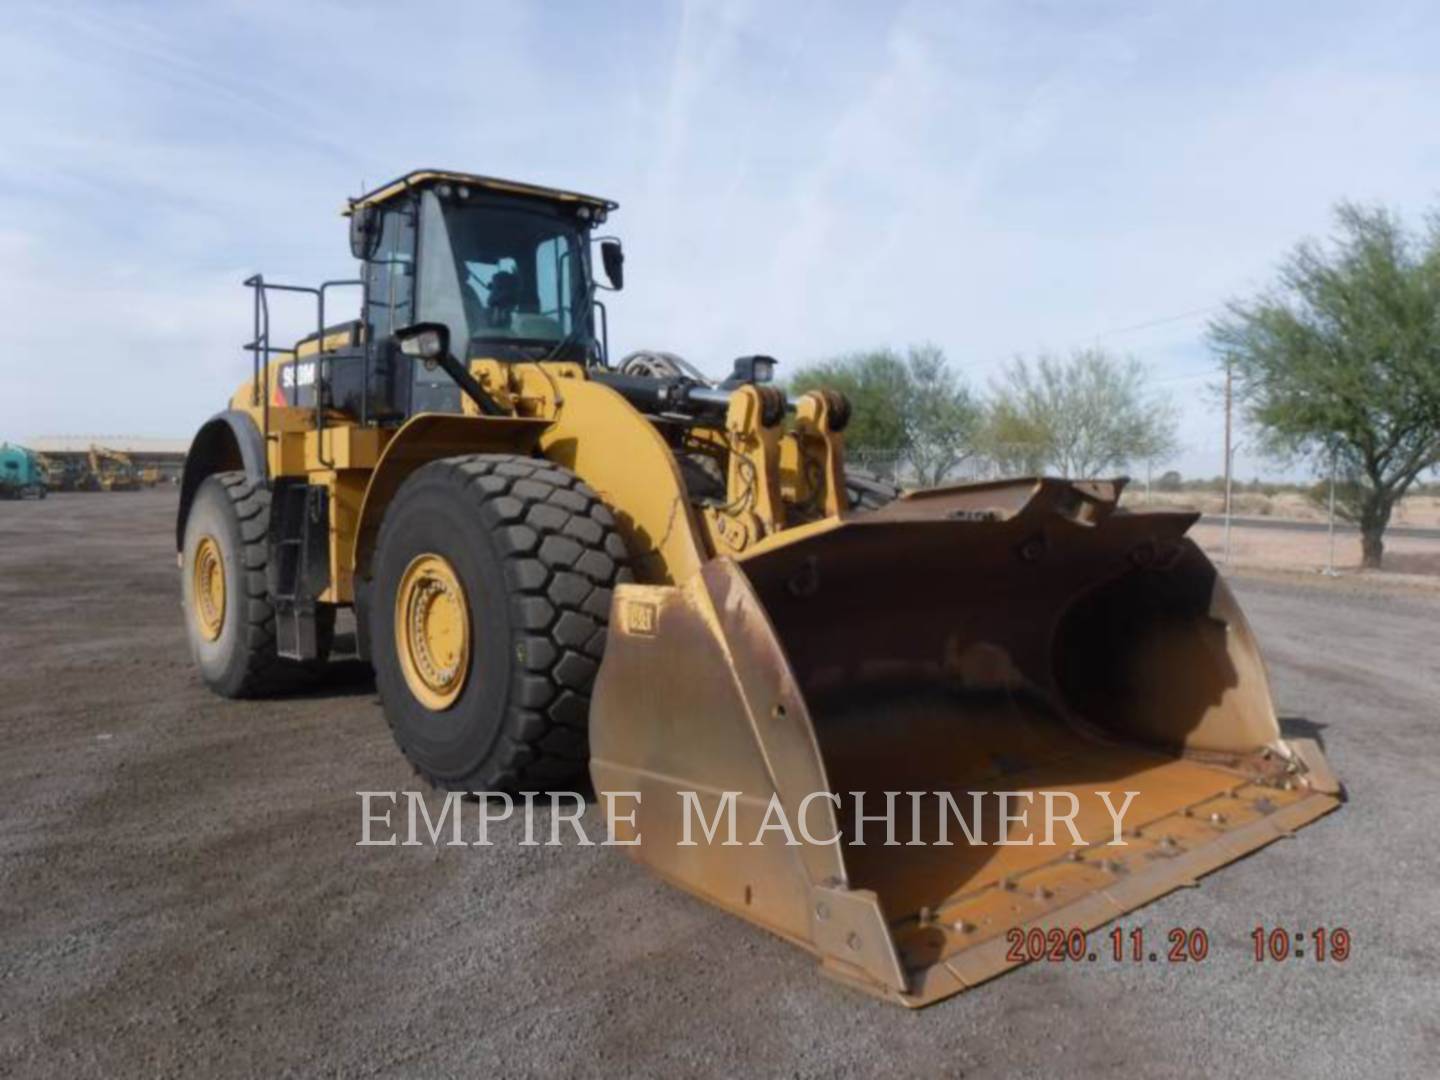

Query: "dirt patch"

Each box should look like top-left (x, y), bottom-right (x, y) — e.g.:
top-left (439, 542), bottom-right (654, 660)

top-left (1188, 520), bottom-right (1440, 579)
top-left (1122, 489), bottom-right (1440, 527)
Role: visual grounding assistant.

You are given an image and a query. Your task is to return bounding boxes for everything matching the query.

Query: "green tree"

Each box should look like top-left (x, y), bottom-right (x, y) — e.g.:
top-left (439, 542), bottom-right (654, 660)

top-left (790, 349), bottom-right (910, 453)
top-left (1208, 202), bottom-right (1440, 568)
top-left (790, 344), bottom-right (979, 485)
top-left (977, 348), bottom-right (1178, 478)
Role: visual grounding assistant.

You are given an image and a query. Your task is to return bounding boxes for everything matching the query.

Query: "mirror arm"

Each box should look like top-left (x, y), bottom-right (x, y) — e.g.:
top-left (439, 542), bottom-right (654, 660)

top-left (432, 351), bottom-right (507, 417)
top-left (594, 299), bottom-right (609, 366)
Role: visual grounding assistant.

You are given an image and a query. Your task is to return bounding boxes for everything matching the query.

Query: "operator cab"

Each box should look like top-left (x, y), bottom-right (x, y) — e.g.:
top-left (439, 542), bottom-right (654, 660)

top-left (269, 170), bottom-right (621, 424)
top-left (350, 170), bottom-right (619, 364)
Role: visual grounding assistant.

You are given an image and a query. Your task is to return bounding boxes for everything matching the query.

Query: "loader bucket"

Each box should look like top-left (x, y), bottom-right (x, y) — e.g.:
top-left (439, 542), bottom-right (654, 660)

top-left (589, 478), bottom-right (1341, 1006)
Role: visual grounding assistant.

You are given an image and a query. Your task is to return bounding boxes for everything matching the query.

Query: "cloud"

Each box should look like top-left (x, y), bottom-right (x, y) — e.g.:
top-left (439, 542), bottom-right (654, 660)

top-left (2, 0), bottom-right (1438, 480)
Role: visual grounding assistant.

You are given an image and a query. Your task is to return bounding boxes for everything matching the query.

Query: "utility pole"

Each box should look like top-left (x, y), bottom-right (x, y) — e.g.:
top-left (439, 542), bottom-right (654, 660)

top-left (1223, 357), bottom-right (1234, 565)
top-left (1324, 448), bottom-right (1339, 576)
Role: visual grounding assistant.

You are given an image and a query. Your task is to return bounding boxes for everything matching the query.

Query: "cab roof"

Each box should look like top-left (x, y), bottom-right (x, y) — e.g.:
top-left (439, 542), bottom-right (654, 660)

top-left (345, 169), bottom-right (618, 215)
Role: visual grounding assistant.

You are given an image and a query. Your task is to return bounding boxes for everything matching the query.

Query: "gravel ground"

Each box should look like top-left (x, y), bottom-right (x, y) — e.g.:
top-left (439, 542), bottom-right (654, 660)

top-left (1, 489), bottom-right (1436, 1078)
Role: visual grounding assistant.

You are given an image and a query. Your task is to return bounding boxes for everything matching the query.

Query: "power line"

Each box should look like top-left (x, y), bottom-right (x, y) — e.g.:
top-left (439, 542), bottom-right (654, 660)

top-left (1150, 367), bottom-right (1219, 385)
top-left (1090, 304), bottom-right (1222, 342)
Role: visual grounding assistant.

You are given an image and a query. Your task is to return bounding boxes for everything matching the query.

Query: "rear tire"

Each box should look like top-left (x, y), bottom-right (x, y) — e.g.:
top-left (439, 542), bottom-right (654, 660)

top-left (181, 473), bottom-right (288, 697)
top-left (845, 468), bottom-right (900, 511)
top-left (370, 455), bottom-right (631, 792)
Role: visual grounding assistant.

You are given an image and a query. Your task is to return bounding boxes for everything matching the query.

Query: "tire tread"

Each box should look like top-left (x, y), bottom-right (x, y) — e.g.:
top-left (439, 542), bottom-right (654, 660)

top-left (210, 472), bottom-right (288, 696)
top-left (382, 455), bottom-right (631, 792)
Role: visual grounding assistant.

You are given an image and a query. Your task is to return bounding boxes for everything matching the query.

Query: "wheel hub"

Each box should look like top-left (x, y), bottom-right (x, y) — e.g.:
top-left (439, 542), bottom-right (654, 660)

top-left (192, 535), bottom-right (226, 642)
top-left (395, 553), bottom-right (472, 710)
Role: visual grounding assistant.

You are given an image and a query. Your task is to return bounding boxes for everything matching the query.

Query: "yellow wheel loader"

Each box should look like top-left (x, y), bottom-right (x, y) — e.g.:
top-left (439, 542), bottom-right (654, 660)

top-left (178, 169), bottom-right (1340, 1006)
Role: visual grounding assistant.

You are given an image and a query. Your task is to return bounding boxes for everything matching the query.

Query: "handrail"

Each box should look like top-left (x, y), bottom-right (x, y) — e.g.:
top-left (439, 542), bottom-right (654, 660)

top-left (242, 275), bottom-right (363, 476)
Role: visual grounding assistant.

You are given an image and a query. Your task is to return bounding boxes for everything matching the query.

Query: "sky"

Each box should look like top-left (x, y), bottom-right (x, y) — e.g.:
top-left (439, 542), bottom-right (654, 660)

top-left (2, 0), bottom-right (1438, 481)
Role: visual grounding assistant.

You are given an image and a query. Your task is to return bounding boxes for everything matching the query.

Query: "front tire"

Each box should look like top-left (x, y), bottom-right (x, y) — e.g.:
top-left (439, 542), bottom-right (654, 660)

top-left (370, 455), bottom-right (631, 792)
top-left (845, 468), bottom-right (900, 511)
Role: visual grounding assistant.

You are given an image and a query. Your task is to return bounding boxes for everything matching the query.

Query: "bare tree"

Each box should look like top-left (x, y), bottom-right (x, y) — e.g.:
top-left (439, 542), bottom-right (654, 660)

top-left (978, 348), bottom-right (1179, 478)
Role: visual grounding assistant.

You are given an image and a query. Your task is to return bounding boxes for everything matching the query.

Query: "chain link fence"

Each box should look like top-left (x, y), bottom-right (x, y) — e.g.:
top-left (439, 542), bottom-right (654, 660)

top-left (847, 446), bottom-right (1440, 577)
top-left (846, 445), bottom-right (1066, 487)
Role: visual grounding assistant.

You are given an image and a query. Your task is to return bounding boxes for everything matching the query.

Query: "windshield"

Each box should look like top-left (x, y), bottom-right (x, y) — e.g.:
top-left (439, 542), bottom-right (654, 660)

top-left (416, 189), bottom-right (593, 359)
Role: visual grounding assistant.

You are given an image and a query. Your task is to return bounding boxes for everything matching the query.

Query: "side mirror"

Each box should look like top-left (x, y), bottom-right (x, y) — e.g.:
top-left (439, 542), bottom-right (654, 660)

top-left (394, 322), bottom-right (450, 363)
top-left (600, 239), bottom-right (624, 290)
top-left (349, 205), bottom-right (381, 260)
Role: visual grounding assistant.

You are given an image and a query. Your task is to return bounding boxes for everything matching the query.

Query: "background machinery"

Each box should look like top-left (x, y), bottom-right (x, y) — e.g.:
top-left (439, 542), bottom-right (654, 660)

top-left (88, 445), bottom-right (142, 492)
top-left (0, 444), bottom-right (48, 499)
top-left (35, 453), bottom-right (75, 492)
top-left (27, 437), bottom-right (187, 489)
top-left (177, 170), bottom-right (1341, 1005)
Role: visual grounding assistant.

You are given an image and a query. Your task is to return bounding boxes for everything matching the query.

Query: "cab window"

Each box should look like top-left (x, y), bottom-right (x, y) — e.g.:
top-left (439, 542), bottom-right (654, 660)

top-left (364, 203), bottom-right (416, 339)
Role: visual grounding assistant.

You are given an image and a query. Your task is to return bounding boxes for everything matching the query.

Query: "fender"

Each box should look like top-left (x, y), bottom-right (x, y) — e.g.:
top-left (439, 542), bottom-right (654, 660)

top-left (349, 413), bottom-right (552, 586)
top-left (176, 410), bottom-right (267, 550)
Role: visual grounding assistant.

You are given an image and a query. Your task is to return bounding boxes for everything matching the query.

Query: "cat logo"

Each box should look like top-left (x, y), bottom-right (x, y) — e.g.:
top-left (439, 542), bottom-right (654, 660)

top-left (623, 599), bottom-right (658, 636)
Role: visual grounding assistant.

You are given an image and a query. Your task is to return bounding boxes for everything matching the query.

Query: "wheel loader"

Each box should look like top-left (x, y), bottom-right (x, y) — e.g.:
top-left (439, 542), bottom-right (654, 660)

top-left (178, 169), bottom-right (1341, 1006)
top-left (89, 446), bottom-right (142, 492)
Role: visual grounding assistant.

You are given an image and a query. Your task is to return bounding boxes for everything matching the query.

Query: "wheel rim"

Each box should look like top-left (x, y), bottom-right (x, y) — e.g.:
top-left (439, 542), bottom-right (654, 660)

top-left (192, 535), bottom-right (226, 642)
top-left (394, 553), bottom-right (472, 711)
